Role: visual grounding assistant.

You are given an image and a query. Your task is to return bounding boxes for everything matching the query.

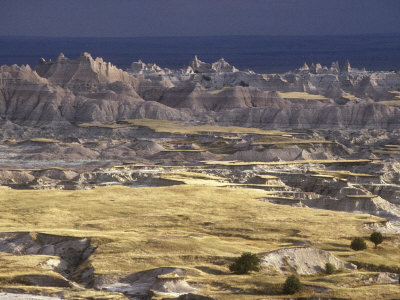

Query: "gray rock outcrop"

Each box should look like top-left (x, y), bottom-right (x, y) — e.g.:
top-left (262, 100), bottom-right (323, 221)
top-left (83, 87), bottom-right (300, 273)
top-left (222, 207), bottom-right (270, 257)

top-left (261, 247), bottom-right (357, 275)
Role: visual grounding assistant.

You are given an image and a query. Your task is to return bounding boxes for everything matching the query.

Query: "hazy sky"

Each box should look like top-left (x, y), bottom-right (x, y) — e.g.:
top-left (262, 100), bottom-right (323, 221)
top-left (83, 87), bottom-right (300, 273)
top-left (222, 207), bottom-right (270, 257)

top-left (1, 0), bottom-right (399, 37)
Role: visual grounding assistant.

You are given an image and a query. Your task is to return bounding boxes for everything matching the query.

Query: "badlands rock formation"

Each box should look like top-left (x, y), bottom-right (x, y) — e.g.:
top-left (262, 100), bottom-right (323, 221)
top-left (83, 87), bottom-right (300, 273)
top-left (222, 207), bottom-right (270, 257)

top-left (0, 53), bottom-right (400, 128)
top-left (36, 52), bottom-right (134, 87)
top-left (0, 53), bottom-right (187, 124)
top-left (1, 53), bottom-right (400, 299)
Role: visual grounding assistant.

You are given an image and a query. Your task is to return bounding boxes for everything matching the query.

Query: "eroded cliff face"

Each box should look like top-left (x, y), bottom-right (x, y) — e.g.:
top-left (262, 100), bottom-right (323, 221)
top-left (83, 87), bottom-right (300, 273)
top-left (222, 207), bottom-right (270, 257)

top-left (1, 52), bottom-right (400, 129)
top-left (0, 54), bottom-right (189, 124)
top-left (35, 52), bottom-right (134, 87)
top-left (215, 102), bottom-right (400, 129)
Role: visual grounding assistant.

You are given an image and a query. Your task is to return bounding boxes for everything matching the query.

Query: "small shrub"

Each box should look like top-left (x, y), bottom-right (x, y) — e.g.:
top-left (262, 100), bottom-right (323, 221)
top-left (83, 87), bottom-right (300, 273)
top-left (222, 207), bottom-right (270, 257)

top-left (229, 252), bottom-right (260, 274)
top-left (239, 80), bottom-right (249, 87)
top-left (283, 274), bottom-right (301, 295)
top-left (202, 75), bottom-right (211, 81)
top-left (350, 237), bottom-right (367, 251)
top-left (325, 262), bottom-right (335, 274)
top-left (370, 231), bottom-right (383, 248)
top-left (337, 267), bottom-right (344, 273)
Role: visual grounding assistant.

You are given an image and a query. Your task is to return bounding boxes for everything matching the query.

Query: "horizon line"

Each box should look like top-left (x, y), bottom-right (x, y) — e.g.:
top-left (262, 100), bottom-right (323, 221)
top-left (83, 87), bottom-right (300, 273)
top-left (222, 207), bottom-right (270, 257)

top-left (1, 32), bottom-right (400, 39)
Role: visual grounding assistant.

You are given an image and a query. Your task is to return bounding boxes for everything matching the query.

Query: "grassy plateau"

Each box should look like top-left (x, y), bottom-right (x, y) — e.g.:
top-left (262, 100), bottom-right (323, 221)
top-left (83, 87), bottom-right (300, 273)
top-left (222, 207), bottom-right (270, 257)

top-left (0, 182), bottom-right (399, 299)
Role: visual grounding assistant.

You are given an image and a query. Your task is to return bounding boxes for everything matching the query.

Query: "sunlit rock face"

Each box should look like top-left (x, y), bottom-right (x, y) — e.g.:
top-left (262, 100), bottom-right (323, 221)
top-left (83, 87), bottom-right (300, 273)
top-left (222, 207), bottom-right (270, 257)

top-left (35, 52), bottom-right (134, 88)
top-left (0, 52), bottom-right (399, 128)
top-left (0, 56), bottom-right (188, 124)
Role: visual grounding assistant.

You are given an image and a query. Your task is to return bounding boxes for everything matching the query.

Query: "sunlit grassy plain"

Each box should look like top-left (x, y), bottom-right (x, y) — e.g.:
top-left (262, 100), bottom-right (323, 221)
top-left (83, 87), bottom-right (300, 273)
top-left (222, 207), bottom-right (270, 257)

top-left (208, 86), bottom-right (232, 95)
top-left (277, 91), bottom-right (330, 101)
top-left (309, 169), bottom-right (374, 181)
top-left (1, 119), bottom-right (400, 298)
top-left (381, 100), bottom-right (400, 107)
top-left (1, 181), bottom-right (400, 299)
top-left (251, 135), bottom-right (333, 146)
top-left (372, 144), bottom-right (400, 156)
top-left (381, 91), bottom-right (400, 107)
top-left (79, 118), bottom-right (289, 136)
top-left (202, 159), bottom-right (373, 166)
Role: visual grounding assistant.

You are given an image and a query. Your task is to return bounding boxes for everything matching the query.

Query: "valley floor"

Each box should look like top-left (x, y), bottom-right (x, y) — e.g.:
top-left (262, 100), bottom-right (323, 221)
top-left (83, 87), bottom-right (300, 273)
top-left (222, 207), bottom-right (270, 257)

top-left (0, 120), bottom-right (400, 299)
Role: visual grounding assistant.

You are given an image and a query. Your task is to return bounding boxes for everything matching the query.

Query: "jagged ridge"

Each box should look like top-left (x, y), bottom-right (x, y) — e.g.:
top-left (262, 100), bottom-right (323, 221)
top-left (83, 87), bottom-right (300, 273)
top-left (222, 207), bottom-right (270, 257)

top-left (0, 52), bottom-right (399, 128)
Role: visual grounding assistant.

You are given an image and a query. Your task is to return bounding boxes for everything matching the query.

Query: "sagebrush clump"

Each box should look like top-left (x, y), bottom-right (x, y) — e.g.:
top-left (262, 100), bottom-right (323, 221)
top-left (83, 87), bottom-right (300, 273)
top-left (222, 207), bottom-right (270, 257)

top-left (325, 262), bottom-right (335, 274)
top-left (350, 237), bottom-right (367, 251)
top-left (283, 274), bottom-right (301, 294)
top-left (229, 252), bottom-right (260, 274)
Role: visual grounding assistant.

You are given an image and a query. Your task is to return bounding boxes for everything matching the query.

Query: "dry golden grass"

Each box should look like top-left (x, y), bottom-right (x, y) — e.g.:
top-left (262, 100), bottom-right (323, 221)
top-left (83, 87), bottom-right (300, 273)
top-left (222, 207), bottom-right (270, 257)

top-left (161, 171), bottom-right (228, 186)
top-left (28, 138), bottom-right (61, 144)
top-left (310, 174), bottom-right (335, 179)
top-left (0, 253), bottom-right (61, 279)
top-left (384, 145), bottom-right (400, 149)
top-left (255, 175), bottom-right (279, 180)
top-left (0, 284), bottom-right (126, 300)
top-left (371, 144), bottom-right (400, 155)
top-left (0, 183), bottom-right (399, 298)
top-left (79, 119), bottom-right (289, 136)
top-left (259, 195), bottom-right (299, 201)
top-left (162, 171), bottom-right (285, 190)
top-left (372, 150), bottom-right (400, 155)
top-left (309, 169), bottom-right (374, 180)
top-left (78, 123), bottom-right (127, 129)
top-left (161, 149), bottom-right (208, 152)
top-left (346, 195), bottom-right (377, 198)
top-left (308, 271), bottom-right (400, 300)
top-left (381, 100), bottom-right (400, 107)
top-left (342, 93), bottom-right (358, 101)
top-left (125, 119), bottom-right (290, 135)
top-left (4, 138), bottom-right (18, 143)
top-left (278, 92), bottom-right (330, 101)
top-left (0, 253), bottom-right (127, 299)
top-left (203, 159), bottom-right (372, 166)
top-left (388, 91), bottom-right (400, 100)
top-left (252, 135), bottom-right (332, 146)
top-left (208, 86), bottom-right (232, 95)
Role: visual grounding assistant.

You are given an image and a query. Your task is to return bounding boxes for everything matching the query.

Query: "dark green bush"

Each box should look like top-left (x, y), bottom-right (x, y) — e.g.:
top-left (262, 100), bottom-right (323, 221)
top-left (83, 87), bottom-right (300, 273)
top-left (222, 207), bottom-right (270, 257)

top-left (283, 274), bottom-right (301, 294)
top-left (350, 237), bottom-right (367, 251)
top-left (229, 252), bottom-right (260, 274)
top-left (202, 75), bottom-right (211, 81)
top-left (370, 231), bottom-right (383, 248)
top-left (325, 262), bottom-right (335, 274)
